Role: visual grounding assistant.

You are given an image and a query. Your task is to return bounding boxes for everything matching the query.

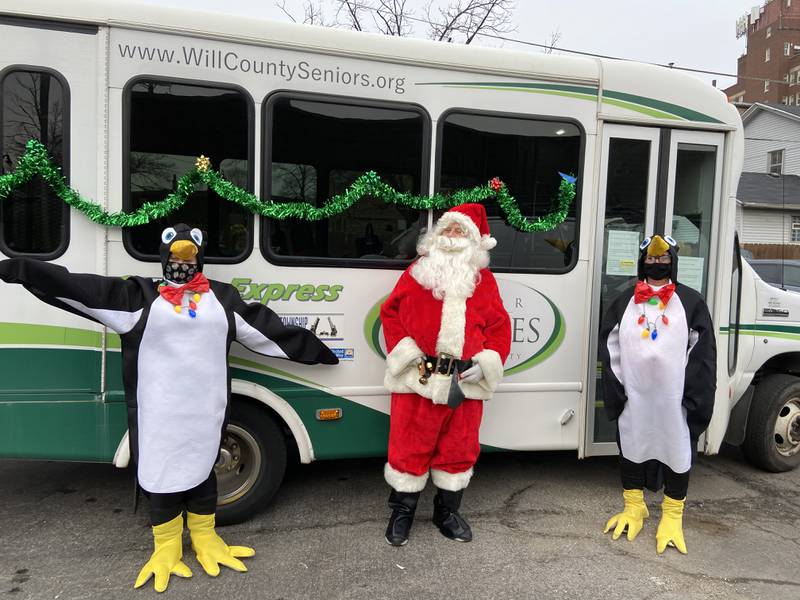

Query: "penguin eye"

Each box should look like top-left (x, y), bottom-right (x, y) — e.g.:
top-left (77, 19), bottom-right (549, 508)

top-left (161, 227), bottom-right (177, 244)
top-left (190, 228), bottom-right (204, 246)
top-left (639, 237), bottom-right (651, 251)
top-left (664, 235), bottom-right (678, 247)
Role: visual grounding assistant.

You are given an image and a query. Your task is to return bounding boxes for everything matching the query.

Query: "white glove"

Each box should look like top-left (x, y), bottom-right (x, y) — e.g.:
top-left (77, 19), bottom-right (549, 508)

top-left (459, 363), bottom-right (484, 384)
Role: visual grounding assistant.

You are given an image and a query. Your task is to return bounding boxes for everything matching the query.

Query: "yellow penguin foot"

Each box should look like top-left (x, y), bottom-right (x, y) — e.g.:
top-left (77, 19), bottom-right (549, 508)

top-left (656, 495), bottom-right (688, 554)
top-left (187, 512), bottom-right (255, 576)
top-left (604, 488), bottom-right (649, 542)
top-left (134, 514), bottom-right (192, 593)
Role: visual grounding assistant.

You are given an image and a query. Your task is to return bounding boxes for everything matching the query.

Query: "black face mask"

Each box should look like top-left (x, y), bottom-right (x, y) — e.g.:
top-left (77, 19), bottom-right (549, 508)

top-left (643, 262), bottom-right (672, 281)
top-left (164, 261), bottom-right (198, 283)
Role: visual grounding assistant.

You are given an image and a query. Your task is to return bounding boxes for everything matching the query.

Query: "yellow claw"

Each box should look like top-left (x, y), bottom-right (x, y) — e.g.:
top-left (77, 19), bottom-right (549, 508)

top-left (187, 512), bottom-right (255, 577)
top-left (133, 514), bottom-right (191, 592)
top-left (604, 489), bottom-right (649, 542)
top-left (656, 496), bottom-right (688, 554)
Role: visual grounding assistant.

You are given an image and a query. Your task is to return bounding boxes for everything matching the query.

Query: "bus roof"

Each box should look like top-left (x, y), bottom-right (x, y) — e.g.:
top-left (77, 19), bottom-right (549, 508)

top-left (1, 0), bottom-right (741, 128)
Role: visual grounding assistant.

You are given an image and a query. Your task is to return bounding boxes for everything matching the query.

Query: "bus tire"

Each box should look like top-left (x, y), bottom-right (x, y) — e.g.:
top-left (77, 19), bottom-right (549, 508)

top-left (215, 399), bottom-right (288, 526)
top-left (741, 374), bottom-right (800, 472)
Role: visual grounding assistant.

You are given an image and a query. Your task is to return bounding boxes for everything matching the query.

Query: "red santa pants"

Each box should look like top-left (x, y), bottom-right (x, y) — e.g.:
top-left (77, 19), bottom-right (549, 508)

top-left (385, 392), bottom-right (483, 493)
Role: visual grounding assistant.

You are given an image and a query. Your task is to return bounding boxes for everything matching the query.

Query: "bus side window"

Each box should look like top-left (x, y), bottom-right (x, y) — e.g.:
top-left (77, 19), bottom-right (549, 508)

top-left (0, 68), bottom-right (69, 258)
top-left (123, 79), bottom-right (253, 262)
top-left (437, 112), bottom-right (583, 272)
top-left (263, 94), bottom-right (429, 265)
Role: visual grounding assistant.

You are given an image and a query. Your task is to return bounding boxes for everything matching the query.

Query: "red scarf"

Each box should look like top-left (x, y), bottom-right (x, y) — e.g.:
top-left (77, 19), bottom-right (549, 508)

top-left (634, 280), bottom-right (675, 305)
top-left (159, 272), bottom-right (210, 306)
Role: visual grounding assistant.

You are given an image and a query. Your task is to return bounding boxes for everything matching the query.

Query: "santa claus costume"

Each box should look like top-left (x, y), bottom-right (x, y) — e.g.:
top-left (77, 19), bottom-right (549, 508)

top-left (379, 203), bottom-right (511, 546)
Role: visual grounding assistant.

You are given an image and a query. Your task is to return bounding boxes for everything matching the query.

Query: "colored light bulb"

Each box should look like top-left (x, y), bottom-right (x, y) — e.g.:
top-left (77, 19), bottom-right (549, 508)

top-left (651, 330), bottom-right (658, 340)
top-left (193, 293), bottom-right (201, 302)
top-left (189, 309), bottom-right (197, 318)
top-left (174, 305), bottom-right (182, 313)
top-left (641, 330), bottom-right (649, 339)
top-left (637, 315), bottom-right (645, 325)
top-left (189, 301), bottom-right (197, 310)
top-left (648, 297), bottom-right (659, 305)
top-left (662, 315), bottom-right (669, 325)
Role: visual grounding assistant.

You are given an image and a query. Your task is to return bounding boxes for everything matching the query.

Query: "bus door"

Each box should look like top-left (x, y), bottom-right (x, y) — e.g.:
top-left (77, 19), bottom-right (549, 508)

top-left (583, 125), bottom-right (724, 456)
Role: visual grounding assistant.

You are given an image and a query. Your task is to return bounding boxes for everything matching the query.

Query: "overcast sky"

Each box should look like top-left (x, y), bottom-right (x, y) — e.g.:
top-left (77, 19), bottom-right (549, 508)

top-left (127, 0), bottom-right (763, 89)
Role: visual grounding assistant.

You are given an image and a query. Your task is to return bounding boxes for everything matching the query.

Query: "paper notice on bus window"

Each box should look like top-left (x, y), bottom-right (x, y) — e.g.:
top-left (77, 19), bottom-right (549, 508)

top-left (606, 230), bottom-right (640, 276)
top-left (678, 256), bottom-right (704, 292)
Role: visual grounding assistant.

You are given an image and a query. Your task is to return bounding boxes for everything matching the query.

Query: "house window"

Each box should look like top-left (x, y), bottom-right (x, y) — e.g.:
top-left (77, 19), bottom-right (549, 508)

top-left (786, 42), bottom-right (792, 56)
top-left (791, 72), bottom-right (796, 84)
top-left (792, 216), bottom-right (800, 242)
top-left (796, 92), bottom-right (800, 104)
top-left (768, 149), bottom-right (784, 175)
top-left (767, 26), bottom-right (772, 38)
top-left (783, 96), bottom-right (789, 104)
top-left (790, 95), bottom-right (795, 105)
top-left (765, 79), bottom-right (771, 92)
top-left (766, 47), bottom-right (771, 62)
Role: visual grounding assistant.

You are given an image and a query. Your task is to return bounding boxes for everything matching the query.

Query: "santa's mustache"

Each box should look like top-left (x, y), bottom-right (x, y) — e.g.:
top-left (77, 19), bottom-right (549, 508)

top-left (436, 235), bottom-right (472, 252)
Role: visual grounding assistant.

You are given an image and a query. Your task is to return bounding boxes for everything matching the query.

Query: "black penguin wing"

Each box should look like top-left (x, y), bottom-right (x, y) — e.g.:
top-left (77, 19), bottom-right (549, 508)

top-left (0, 257), bottom-right (149, 333)
top-left (676, 284), bottom-right (717, 439)
top-left (599, 286), bottom-right (635, 422)
top-left (211, 281), bottom-right (338, 365)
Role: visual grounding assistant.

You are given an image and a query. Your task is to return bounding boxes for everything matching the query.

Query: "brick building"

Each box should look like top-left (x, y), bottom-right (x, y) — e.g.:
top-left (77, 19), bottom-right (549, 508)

top-left (725, 0), bottom-right (800, 105)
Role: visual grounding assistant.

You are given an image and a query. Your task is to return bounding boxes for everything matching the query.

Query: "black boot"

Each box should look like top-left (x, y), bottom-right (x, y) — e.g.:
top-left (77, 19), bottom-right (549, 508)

top-left (433, 488), bottom-right (472, 542)
top-left (385, 490), bottom-right (420, 546)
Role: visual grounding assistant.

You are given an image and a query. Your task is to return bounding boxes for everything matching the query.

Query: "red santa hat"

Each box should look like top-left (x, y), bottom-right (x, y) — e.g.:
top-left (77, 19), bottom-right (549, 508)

top-left (435, 203), bottom-right (497, 251)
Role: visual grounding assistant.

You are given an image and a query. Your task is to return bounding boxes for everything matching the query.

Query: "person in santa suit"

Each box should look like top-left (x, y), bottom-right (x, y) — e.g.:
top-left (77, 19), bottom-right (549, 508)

top-left (0, 224), bottom-right (338, 591)
top-left (599, 234), bottom-right (716, 554)
top-left (379, 203), bottom-right (511, 546)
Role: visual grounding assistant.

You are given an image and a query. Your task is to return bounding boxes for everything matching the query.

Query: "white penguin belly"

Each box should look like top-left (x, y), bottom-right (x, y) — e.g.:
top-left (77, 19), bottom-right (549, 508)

top-left (617, 294), bottom-right (693, 473)
top-left (136, 290), bottom-right (230, 493)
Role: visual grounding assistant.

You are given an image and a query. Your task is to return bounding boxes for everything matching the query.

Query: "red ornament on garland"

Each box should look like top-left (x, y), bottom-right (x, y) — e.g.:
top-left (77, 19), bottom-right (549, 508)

top-left (489, 177), bottom-right (503, 192)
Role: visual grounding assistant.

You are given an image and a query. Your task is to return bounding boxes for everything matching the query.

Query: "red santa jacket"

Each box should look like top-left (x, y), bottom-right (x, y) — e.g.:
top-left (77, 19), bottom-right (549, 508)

top-left (380, 263), bottom-right (511, 404)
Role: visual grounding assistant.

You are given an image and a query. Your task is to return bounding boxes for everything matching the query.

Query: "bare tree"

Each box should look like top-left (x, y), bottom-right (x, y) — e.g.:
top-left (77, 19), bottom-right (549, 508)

top-left (373, 0), bottom-right (414, 36)
top-left (426, 0), bottom-right (516, 45)
top-left (543, 26), bottom-right (561, 54)
top-left (334, 0), bottom-right (370, 31)
top-left (275, 0), bottom-right (329, 25)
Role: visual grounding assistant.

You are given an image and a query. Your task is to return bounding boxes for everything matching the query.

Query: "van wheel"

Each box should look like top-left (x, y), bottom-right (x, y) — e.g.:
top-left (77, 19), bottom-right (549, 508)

top-left (215, 400), bottom-right (287, 525)
top-left (741, 374), bottom-right (800, 472)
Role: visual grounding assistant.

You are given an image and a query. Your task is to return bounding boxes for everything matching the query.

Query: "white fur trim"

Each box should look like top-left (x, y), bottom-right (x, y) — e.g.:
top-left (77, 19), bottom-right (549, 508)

top-left (385, 462), bottom-right (429, 492)
top-left (436, 293), bottom-right (467, 357)
top-left (386, 336), bottom-right (424, 377)
top-left (480, 235), bottom-right (497, 250)
top-left (436, 212), bottom-right (481, 242)
top-left (384, 368), bottom-right (494, 401)
top-left (431, 468), bottom-right (474, 491)
top-left (471, 349), bottom-right (504, 393)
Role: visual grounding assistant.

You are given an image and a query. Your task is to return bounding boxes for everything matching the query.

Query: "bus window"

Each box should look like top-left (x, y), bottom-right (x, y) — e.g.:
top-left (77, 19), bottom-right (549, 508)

top-left (124, 80), bottom-right (252, 262)
top-left (263, 95), bottom-right (428, 265)
top-left (728, 234), bottom-right (742, 375)
top-left (0, 68), bottom-right (68, 257)
top-left (437, 112), bottom-right (582, 272)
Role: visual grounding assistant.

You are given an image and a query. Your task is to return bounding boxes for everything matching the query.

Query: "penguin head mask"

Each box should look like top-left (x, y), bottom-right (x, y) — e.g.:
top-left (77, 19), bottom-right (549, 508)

top-left (637, 234), bottom-right (679, 282)
top-left (159, 224), bottom-right (207, 283)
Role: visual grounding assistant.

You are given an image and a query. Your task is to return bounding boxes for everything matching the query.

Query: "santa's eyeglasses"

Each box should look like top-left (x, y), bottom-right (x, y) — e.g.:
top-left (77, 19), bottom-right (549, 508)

top-left (644, 255), bottom-right (673, 264)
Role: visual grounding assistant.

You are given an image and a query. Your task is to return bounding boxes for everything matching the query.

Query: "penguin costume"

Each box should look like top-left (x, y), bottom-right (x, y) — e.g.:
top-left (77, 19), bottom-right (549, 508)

top-left (0, 224), bottom-right (338, 591)
top-left (599, 234), bottom-right (716, 554)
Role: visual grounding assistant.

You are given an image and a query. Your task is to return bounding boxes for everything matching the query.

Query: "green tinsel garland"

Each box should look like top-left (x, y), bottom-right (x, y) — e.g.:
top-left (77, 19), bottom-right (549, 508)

top-left (0, 139), bottom-right (576, 232)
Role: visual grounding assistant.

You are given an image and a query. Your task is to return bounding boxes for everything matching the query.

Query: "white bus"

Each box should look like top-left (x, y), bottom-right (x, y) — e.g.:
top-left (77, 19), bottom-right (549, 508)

top-left (1, 0), bottom-right (798, 524)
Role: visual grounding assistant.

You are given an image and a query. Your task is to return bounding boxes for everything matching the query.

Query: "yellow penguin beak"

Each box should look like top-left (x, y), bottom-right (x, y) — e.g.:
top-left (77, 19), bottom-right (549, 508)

top-left (647, 235), bottom-right (670, 258)
top-left (169, 240), bottom-right (198, 261)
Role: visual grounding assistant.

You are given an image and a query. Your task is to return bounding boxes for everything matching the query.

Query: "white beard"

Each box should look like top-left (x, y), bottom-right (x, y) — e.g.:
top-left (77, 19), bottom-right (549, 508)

top-left (411, 233), bottom-right (488, 299)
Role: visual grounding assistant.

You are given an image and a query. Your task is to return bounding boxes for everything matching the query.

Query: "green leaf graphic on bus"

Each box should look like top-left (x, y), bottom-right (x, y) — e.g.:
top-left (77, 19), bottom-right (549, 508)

top-left (363, 280), bottom-right (565, 373)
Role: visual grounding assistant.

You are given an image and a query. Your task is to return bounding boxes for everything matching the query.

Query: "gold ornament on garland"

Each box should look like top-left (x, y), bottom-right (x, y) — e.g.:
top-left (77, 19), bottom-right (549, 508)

top-left (195, 155), bottom-right (211, 172)
top-left (0, 139), bottom-right (577, 232)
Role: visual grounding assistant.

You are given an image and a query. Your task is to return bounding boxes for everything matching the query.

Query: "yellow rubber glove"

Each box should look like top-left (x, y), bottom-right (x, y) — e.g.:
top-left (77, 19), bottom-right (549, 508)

top-left (187, 512), bottom-right (255, 576)
top-left (604, 488), bottom-right (649, 541)
top-left (134, 514), bottom-right (192, 593)
top-left (656, 495), bottom-right (687, 554)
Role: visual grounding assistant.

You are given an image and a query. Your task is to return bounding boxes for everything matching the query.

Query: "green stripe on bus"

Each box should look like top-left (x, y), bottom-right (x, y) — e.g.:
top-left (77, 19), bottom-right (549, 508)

top-left (602, 90), bottom-right (724, 124)
top-left (0, 322), bottom-right (102, 348)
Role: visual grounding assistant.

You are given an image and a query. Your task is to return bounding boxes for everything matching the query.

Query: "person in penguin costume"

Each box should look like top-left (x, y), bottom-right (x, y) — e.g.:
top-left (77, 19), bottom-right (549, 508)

top-left (0, 223), bottom-right (338, 591)
top-left (379, 204), bottom-right (511, 546)
top-left (599, 234), bottom-right (716, 554)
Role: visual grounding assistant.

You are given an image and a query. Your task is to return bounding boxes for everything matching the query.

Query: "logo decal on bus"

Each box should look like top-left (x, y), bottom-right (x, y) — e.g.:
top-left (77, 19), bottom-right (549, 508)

top-left (231, 278), bottom-right (343, 304)
top-left (363, 280), bottom-right (565, 374)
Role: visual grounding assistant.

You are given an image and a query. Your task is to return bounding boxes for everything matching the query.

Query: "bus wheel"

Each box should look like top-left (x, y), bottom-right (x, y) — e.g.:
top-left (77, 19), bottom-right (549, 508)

top-left (215, 400), bottom-right (288, 525)
top-left (741, 374), bottom-right (800, 472)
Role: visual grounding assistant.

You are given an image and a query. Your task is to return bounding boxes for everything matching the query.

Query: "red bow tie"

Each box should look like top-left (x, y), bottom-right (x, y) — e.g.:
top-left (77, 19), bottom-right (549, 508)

top-left (159, 272), bottom-right (210, 306)
top-left (634, 280), bottom-right (675, 305)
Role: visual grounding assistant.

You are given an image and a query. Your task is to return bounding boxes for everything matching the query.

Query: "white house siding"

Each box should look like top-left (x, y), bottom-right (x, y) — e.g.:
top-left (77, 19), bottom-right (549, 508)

top-left (742, 111), bottom-right (800, 175)
top-left (740, 208), bottom-right (800, 244)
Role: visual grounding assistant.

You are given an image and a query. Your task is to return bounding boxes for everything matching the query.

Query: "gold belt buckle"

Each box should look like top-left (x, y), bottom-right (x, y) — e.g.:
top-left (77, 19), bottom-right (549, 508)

top-left (435, 353), bottom-right (456, 376)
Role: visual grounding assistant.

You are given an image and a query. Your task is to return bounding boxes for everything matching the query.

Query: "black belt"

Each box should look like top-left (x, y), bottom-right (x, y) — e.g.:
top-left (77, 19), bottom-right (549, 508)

top-left (417, 353), bottom-right (473, 409)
